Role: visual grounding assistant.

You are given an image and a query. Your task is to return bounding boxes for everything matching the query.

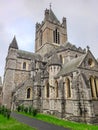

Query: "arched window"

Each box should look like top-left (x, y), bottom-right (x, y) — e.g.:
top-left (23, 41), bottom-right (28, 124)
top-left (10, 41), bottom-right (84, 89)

top-left (88, 58), bottom-right (94, 67)
top-left (55, 80), bottom-right (58, 98)
top-left (53, 28), bottom-right (60, 44)
top-left (27, 88), bottom-right (31, 99)
top-left (90, 76), bottom-right (97, 98)
top-left (46, 82), bottom-right (49, 98)
top-left (23, 62), bottom-right (26, 70)
top-left (39, 88), bottom-right (41, 97)
top-left (66, 78), bottom-right (71, 98)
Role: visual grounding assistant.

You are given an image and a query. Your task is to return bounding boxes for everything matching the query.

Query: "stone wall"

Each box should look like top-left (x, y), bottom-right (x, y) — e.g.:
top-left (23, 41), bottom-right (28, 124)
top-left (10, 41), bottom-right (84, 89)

top-left (35, 18), bottom-right (67, 53)
top-left (0, 88), bottom-right (2, 105)
top-left (36, 42), bottom-right (59, 56)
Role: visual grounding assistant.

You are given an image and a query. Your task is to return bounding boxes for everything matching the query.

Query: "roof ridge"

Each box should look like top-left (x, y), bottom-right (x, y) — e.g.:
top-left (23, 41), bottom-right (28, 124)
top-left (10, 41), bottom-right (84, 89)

top-left (56, 55), bottom-right (85, 77)
top-left (78, 53), bottom-right (87, 67)
top-left (18, 49), bottom-right (34, 55)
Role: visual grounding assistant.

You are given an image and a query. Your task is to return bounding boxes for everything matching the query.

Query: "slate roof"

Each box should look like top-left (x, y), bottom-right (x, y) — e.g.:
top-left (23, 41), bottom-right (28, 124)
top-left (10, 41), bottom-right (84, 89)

top-left (17, 50), bottom-right (42, 61)
top-left (57, 42), bottom-right (85, 53)
top-left (44, 42), bottom-right (86, 59)
top-left (49, 8), bottom-right (60, 24)
top-left (48, 53), bottom-right (61, 66)
top-left (9, 36), bottom-right (18, 49)
top-left (56, 54), bottom-right (86, 77)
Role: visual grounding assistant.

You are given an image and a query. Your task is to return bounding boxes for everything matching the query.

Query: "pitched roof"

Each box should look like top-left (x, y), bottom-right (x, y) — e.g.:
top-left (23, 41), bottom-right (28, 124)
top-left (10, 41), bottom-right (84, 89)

top-left (48, 53), bottom-right (61, 66)
top-left (56, 42), bottom-right (86, 53)
top-left (44, 42), bottom-right (86, 59)
top-left (17, 50), bottom-right (42, 61)
top-left (62, 42), bottom-right (82, 51)
top-left (49, 8), bottom-right (60, 24)
top-left (9, 36), bottom-right (18, 49)
top-left (79, 49), bottom-right (98, 68)
top-left (56, 54), bottom-right (86, 77)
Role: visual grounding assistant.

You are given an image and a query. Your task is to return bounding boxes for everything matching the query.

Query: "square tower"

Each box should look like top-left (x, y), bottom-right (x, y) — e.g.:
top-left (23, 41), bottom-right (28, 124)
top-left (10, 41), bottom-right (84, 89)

top-left (35, 8), bottom-right (67, 56)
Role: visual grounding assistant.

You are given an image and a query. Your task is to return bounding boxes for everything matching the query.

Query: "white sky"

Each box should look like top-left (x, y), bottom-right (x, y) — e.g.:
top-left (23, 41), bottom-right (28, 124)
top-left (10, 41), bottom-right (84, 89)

top-left (0, 0), bottom-right (98, 80)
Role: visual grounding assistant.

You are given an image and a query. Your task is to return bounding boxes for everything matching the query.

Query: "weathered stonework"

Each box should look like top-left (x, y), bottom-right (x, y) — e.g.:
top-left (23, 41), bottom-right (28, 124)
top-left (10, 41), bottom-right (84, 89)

top-left (2, 7), bottom-right (98, 124)
top-left (0, 77), bottom-right (2, 105)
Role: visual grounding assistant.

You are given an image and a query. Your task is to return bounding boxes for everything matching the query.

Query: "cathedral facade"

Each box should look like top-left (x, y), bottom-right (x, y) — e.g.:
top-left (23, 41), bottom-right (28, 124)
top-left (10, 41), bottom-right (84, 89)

top-left (2, 8), bottom-right (98, 124)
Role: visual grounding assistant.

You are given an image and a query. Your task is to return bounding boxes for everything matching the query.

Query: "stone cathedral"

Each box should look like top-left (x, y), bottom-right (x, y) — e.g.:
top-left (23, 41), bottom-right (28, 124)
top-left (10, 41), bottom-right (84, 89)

top-left (2, 7), bottom-right (98, 124)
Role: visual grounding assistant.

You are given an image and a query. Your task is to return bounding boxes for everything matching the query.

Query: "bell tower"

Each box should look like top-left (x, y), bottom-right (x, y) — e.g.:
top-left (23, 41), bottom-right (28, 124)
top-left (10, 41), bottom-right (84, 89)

top-left (35, 7), bottom-right (67, 56)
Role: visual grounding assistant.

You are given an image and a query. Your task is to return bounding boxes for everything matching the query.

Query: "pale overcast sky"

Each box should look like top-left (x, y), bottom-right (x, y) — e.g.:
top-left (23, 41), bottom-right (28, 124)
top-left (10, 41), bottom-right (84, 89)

top-left (0, 0), bottom-right (98, 79)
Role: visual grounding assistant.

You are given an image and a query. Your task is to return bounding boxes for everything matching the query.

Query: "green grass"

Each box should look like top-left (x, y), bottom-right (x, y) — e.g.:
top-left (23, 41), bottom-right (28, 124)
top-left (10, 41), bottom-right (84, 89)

top-left (19, 112), bottom-right (98, 130)
top-left (0, 114), bottom-right (36, 130)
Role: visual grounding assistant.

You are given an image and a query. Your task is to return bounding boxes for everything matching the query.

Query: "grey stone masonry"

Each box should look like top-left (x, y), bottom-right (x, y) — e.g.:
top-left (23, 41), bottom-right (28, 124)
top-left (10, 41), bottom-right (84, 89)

top-left (2, 7), bottom-right (98, 124)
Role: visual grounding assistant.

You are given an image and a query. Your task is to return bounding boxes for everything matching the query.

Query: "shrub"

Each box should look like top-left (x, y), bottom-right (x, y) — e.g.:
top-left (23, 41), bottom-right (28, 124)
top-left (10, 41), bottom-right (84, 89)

top-left (32, 109), bottom-right (38, 116)
top-left (0, 105), bottom-right (11, 119)
top-left (3, 107), bottom-right (7, 117)
top-left (24, 107), bottom-right (28, 113)
top-left (1, 105), bottom-right (6, 116)
top-left (16, 105), bottom-right (38, 117)
top-left (17, 106), bottom-right (21, 112)
top-left (21, 105), bottom-right (24, 112)
top-left (0, 106), bottom-right (1, 114)
top-left (28, 106), bottom-right (32, 114)
top-left (6, 109), bottom-right (11, 119)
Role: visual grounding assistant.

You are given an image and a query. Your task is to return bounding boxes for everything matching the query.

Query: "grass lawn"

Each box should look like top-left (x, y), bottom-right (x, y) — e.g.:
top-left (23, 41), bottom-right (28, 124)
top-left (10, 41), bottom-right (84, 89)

top-left (0, 114), bottom-right (36, 130)
top-left (19, 112), bottom-right (98, 130)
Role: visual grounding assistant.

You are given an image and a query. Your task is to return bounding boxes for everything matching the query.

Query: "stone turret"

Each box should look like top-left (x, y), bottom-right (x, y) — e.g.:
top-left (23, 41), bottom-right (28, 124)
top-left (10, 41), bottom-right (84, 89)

top-left (2, 36), bottom-right (18, 108)
top-left (44, 9), bottom-right (49, 21)
top-left (9, 36), bottom-right (18, 49)
top-left (48, 53), bottom-right (62, 111)
top-left (62, 17), bottom-right (67, 28)
top-left (48, 53), bottom-right (61, 87)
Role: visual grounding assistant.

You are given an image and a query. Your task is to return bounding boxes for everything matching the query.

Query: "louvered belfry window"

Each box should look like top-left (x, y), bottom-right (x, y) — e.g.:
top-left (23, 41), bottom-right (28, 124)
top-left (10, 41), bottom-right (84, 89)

top-left (53, 28), bottom-right (60, 44)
